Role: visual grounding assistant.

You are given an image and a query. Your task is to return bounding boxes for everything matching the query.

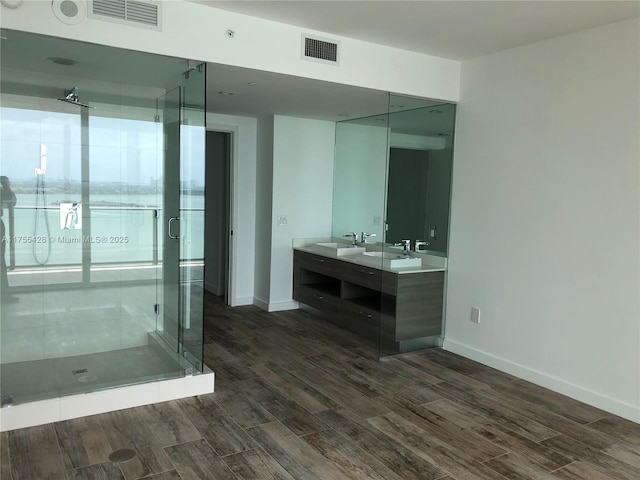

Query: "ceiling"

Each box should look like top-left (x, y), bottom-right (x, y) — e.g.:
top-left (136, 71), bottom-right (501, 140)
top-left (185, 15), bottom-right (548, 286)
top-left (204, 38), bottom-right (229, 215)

top-left (191, 0), bottom-right (640, 61)
top-left (0, 29), bottom-right (413, 122)
top-left (2, 1), bottom-right (638, 125)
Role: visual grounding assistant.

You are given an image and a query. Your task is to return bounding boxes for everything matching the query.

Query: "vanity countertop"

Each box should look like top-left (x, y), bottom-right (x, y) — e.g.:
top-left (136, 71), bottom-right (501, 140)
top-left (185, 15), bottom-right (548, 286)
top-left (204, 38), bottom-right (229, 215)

top-left (293, 245), bottom-right (446, 274)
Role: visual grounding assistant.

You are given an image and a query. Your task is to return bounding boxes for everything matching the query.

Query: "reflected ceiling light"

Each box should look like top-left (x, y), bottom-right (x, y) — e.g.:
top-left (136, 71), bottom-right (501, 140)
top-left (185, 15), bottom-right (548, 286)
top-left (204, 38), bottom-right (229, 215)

top-left (48, 57), bottom-right (77, 66)
top-left (337, 113), bottom-right (349, 117)
top-left (218, 91), bottom-right (234, 95)
top-left (390, 104), bottom-right (404, 108)
top-left (1, 0), bottom-right (24, 8)
top-left (429, 109), bottom-right (443, 114)
top-left (247, 82), bottom-right (257, 86)
top-left (437, 132), bottom-right (452, 136)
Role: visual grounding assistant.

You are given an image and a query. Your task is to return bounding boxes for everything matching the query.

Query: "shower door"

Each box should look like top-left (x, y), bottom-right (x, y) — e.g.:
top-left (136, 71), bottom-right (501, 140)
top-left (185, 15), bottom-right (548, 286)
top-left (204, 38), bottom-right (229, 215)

top-left (158, 86), bottom-right (181, 355)
top-left (157, 64), bottom-right (206, 372)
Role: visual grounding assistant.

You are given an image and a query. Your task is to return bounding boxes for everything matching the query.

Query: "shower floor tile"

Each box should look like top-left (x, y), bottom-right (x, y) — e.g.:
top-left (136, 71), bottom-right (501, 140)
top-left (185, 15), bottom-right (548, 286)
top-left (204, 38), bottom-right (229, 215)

top-left (1, 345), bottom-right (182, 405)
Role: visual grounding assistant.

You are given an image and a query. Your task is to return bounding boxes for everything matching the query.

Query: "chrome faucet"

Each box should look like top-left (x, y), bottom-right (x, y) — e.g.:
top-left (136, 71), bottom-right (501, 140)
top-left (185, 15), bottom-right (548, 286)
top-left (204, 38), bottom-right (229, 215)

top-left (344, 232), bottom-right (358, 245)
top-left (394, 239), bottom-right (411, 255)
top-left (414, 240), bottom-right (430, 252)
top-left (361, 232), bottom-right (376, 244)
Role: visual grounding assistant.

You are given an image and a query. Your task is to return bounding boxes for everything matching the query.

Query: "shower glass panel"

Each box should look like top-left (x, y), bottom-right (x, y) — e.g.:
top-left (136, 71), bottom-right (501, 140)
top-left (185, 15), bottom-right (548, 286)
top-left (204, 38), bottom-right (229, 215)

top-left (332, 101), bottom-right (390, 360)
top-left (158, 64), bottom-right (206, 373)
top-left (0, 30), bottom-right (205, 406)
top-left (378, 95), bottom-right (456, 358)
top-left (176, 64), bottom-right (206, 371)
top-left (159, 86), bottom-right (182, 356)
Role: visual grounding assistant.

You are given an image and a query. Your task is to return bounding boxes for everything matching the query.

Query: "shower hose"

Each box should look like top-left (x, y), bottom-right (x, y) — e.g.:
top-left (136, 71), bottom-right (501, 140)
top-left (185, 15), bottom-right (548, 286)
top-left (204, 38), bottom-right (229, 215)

top-left (33, 173), bottom-right (51, 265)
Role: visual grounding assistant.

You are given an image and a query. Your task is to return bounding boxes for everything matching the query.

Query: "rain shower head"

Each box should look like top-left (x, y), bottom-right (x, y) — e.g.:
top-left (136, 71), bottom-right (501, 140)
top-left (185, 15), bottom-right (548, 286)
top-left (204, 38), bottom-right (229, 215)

top-left (58, 86), bottom-right (93, 108)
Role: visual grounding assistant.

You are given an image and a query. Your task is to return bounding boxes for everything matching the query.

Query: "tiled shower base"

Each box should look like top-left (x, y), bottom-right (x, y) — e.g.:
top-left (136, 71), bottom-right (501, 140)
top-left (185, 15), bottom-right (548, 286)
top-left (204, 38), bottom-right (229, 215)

top-left (0, 345), bottom-right (214, 431)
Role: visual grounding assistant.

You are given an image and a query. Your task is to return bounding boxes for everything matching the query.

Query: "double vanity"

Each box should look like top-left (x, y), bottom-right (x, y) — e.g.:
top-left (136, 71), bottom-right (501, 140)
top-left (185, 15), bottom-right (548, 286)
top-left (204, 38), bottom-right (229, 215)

top-left (293, 240), bottom-right (446, 353)
top-left (296, 95), bottom-right (455, 354)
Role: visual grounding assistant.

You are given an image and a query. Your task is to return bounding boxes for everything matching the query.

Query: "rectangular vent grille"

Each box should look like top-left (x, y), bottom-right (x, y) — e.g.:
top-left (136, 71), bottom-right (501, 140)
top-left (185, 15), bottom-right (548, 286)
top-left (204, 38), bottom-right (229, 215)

top-left (303, 36), bottom-right (339, 64)
top-left (127, 0), bottom-right (158, 25)
top-left (93, 0), bottom-right (125, 19)
top-left (90, 0), bottom-right (160, 29)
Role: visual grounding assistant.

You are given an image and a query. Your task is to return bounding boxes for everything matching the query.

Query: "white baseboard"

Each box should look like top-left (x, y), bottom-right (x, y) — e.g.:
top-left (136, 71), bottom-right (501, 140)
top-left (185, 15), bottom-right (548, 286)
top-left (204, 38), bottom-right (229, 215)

top-left (253, 297), bottom-right (269, 311)
top-left (267, 300), bottom-right (300, 312)
top-left (443, 338), bottom-right (640, 423)
top-left (231, 296), bottom-right (254, 307)
top-left (253, 298), bottom-right (299, 312)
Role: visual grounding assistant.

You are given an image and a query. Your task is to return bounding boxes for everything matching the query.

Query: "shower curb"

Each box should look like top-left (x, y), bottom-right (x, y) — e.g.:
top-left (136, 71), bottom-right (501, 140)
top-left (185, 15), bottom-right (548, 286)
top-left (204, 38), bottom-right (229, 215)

top-left (0, 368), bottom-right (214, 431)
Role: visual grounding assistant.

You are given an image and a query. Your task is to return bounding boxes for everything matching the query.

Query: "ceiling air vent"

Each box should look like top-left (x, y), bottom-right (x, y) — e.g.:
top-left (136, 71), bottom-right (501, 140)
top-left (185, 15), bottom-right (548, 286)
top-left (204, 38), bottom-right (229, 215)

top-left (89, 0), bottom-right (160, 30)
top-left (302, 34), bottom-right (339, 65)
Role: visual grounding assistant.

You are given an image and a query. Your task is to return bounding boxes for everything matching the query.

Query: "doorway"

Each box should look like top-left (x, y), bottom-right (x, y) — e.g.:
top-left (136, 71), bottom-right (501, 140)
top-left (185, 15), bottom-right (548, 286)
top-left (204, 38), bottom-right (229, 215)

top-left (204, 131), bottom-right (231, 304)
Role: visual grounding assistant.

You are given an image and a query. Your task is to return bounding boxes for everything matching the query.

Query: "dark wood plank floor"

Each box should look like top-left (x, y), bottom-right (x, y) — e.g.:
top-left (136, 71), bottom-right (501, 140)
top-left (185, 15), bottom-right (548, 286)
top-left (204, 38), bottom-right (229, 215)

top-left (2, 293), bottom-right (639, 479)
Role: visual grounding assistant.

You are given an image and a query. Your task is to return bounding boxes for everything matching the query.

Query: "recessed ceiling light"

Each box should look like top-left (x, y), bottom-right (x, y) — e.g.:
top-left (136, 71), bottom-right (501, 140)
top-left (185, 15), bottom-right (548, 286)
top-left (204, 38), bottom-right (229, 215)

top-left (337, 113), bottom-right (350, 117)
top-left (247, 82), bottom-right (257, 86)
top-left (218, 91), bottom-right (234, 96)
top-left (429, 109), bottom-right (443, 114)
top-left (48, 57), bottom-right (77, 66)
top-left (437, 132), bottom-right (452, 136)
top-left (390, 104), bottom-right (404, 108)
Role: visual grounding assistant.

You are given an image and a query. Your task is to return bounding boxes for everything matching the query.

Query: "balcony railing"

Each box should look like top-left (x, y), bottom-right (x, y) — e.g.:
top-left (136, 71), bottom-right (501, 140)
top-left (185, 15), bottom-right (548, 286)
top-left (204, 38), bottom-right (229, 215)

top-left (3, 205), bottom-right (204, 287)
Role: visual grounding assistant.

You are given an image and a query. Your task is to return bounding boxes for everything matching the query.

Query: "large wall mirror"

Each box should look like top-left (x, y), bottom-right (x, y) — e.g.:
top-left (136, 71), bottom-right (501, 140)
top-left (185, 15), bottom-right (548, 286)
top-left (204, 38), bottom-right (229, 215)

top-left (332, 94), bottom-right (456, 255)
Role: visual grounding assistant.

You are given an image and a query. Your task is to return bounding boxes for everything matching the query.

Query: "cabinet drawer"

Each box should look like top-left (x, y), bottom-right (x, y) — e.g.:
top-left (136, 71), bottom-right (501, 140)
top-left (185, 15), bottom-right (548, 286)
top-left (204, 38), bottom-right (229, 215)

top-left (340, 261), bottom-right (382, 290)
top-left (294, 250), bottom-right (342, 277)
top-left (339, 300), bottom-right (380, 341)
top-left (295, 285), bottom-right (340, 317)
top-left (340, 299), bottom-right (381, 322)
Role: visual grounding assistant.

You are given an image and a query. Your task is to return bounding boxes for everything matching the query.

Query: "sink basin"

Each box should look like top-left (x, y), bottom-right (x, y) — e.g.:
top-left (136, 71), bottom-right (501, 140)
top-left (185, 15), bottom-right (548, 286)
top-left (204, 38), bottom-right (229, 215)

top-left (359, 251), bottom-right (422, 269)
top-left (313, 242), bottom-right (365, 256)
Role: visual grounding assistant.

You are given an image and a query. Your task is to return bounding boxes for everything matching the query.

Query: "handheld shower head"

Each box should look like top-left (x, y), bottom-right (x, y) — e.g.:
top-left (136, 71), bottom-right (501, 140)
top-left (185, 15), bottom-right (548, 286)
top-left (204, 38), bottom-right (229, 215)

top-left (58, 86), bottom-right (93, 108)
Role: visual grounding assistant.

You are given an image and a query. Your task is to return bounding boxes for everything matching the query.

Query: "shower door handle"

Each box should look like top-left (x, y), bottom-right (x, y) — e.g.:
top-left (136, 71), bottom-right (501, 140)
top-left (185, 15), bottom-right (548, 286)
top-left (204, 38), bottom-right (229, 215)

top-left (168, 217), bottom-right (181, 239)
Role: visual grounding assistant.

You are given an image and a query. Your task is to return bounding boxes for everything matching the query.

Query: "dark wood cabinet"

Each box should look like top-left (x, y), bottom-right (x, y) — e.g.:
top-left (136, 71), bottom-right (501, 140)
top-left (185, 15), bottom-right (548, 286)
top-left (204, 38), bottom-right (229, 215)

top-left (293, 249), bottom-right (444, 353)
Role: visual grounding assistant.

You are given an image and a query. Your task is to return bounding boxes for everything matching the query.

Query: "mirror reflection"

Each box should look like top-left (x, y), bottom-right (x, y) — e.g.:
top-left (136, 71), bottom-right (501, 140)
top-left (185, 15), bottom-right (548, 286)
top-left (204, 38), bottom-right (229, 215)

top-left (332, 95), bottom-right (456, 255)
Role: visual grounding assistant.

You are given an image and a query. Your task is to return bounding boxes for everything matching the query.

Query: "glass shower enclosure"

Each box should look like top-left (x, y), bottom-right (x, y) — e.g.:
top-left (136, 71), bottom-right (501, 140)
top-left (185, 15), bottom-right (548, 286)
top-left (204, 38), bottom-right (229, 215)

top-left (0, 30), bottom-right (206, 407)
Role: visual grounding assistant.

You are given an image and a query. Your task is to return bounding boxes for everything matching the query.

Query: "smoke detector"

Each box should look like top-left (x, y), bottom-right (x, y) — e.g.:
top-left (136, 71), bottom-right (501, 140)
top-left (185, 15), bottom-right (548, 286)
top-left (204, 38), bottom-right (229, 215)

top-left (52, 0), bottom-right (87, 25)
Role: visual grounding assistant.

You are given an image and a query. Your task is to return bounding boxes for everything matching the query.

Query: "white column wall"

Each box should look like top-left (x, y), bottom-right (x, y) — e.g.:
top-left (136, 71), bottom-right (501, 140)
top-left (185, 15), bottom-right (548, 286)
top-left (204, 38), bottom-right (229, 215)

top-left (253, 115), bottom-right (275, 308)
top-left (267, 116), bottom-right (336, 310)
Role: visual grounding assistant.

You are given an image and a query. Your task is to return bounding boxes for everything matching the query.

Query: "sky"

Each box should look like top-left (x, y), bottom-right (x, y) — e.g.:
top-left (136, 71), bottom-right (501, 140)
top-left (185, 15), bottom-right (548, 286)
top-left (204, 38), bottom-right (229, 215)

top-left (0, 107), bottom-right (204, 187)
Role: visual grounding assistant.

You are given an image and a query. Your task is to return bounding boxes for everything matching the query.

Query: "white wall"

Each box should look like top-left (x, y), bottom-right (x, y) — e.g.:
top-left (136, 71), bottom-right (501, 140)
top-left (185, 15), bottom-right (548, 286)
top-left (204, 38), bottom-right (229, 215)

top-left (446, 19), bottom-right (640, 422)
top-left (0, 0), bottom-right (460, 102)
top-left (253, 116), bottom-right (275, 308)
top-left (268, 116), bottom-right (336, 310)
top-left (206, 113), bottom-right (257, 306)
